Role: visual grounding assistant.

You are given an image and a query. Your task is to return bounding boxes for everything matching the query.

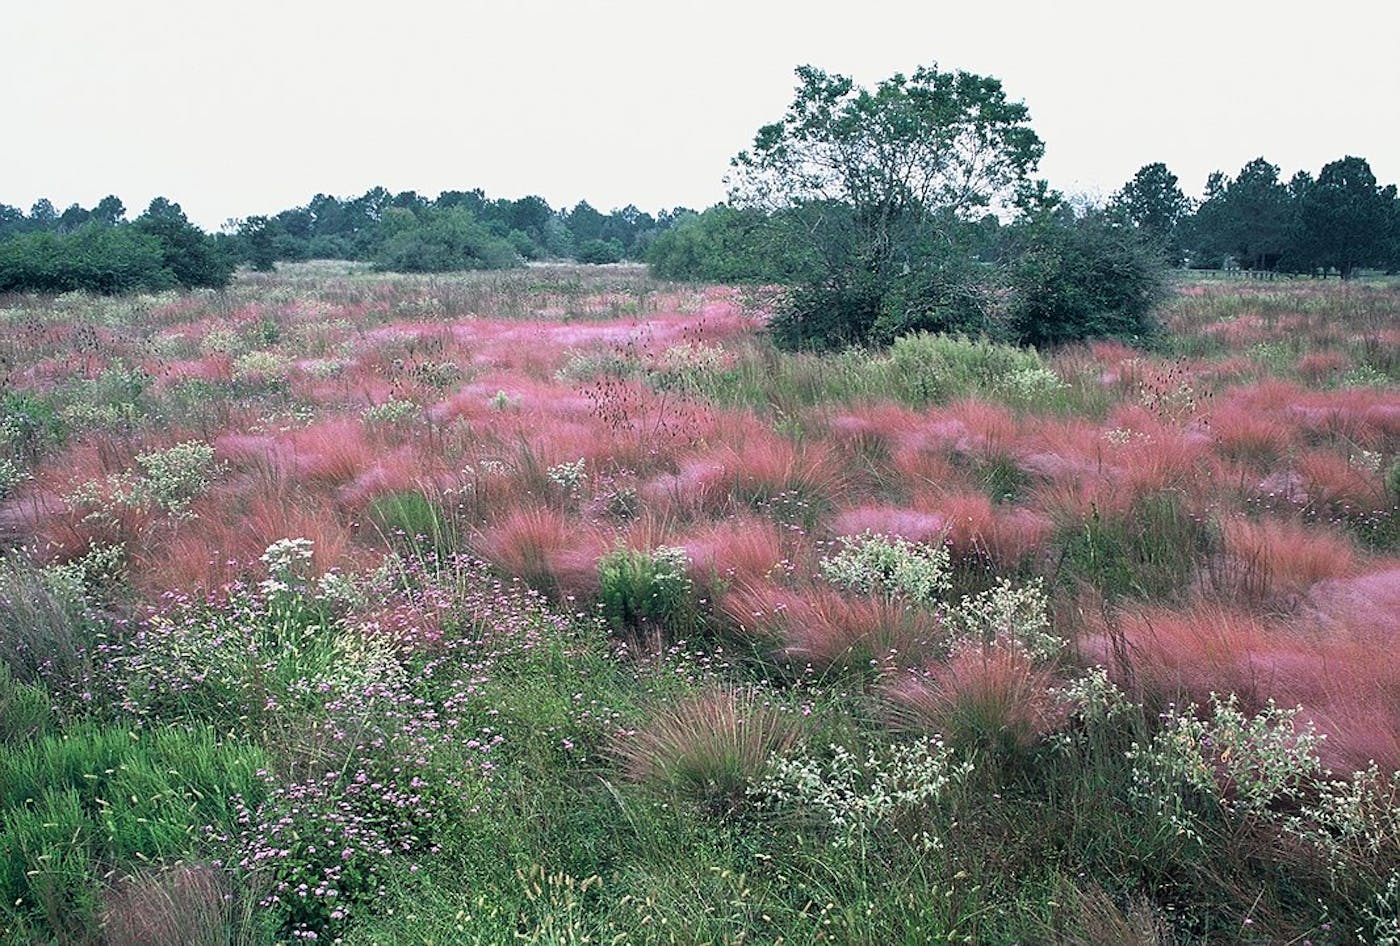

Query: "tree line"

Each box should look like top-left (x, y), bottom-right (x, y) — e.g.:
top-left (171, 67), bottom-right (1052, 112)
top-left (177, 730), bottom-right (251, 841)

top-left (0, 189), bottom-right (690, 294)
top-left (645, 65), bottom-right (1399, 352)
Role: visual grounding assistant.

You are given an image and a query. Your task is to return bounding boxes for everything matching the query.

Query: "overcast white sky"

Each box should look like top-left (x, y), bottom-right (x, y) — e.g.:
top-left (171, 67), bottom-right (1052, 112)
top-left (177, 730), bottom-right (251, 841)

top-left (4, 0), bottom-right (1398, 230)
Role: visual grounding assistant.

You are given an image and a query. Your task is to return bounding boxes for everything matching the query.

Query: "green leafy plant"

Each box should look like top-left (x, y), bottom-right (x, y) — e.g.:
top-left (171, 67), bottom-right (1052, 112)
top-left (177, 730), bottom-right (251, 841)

top-left (597, 545), bottom-right (693, 636)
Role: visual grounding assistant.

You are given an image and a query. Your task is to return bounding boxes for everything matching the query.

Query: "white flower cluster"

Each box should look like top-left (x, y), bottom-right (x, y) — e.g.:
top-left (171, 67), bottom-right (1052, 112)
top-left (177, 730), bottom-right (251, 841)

top-left (362, 399), bottom-right (421, 426)
top-left (945, 577), bottom-right (1060, 660)
top-left (819, 531), bottom-right (951, 605)
top-left (1127, 694), bottom-right (1325, 844)
top-left (260, 537), bottom-right (316, 596)
top-left (547, 458), bottom-right (588, 492)
top-left (750, 738), bottom-right (973, 850)
top-left (995, 366), bottom-right (1066, 401)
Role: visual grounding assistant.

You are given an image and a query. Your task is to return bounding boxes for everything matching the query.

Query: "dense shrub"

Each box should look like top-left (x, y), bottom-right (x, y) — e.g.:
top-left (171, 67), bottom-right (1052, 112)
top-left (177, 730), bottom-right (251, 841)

top-left (575, 237), bottom-right (625, 264)
top-left (0, 225), bottom-right (172, 294)
top-left (373, 207), bottom-right (522, 273)
top-left (1005, 214), bottom-right (1168, 347)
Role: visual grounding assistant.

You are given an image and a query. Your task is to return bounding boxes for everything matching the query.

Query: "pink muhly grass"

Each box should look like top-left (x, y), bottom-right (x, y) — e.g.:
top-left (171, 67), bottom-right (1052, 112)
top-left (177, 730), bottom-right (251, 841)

top-left (337, 445), bottom-right (447, 508)
top-left (1305, 566), bottom-right (1400, 643)
top-left (614, 687), bottom-right (801, 810)
top-left (889, 446), bottom-right (965, 495)
top-left (914, 491), bottom-right (1051, 567)
top-left (833, 505), bottom-right (948, 546)
top-left (915, 399), bottom-right (1019, 458)
top-left (100, 862), bottom-right (232, 946)
top-left (473, 503), bottom-right (607, 598)
top-left (149, 355), bottom-right (233, 392)
top-left (1296, 350), bottom-right (1351, 384)
top-left (678, 515), bottom-right (787, 591)
top-left (717, 432), bottom-right (850, 508)
top-left (826, 403), bottom-right (924, 456)
top-left (722, 584), bottom-right (943, 670)
top-left (1219, 517), bottom-right (1360, 603)
top-left (1207, 401), bottom-right (1294, 463)
top-left (1297, 450), bottom-right (1389, 513)
top-left (883, 644), bottom-right (1067, 754)
top-left (1081, 605), bottom-right (1275, 711)
top-left (286, 417), bottom-right (374, 486)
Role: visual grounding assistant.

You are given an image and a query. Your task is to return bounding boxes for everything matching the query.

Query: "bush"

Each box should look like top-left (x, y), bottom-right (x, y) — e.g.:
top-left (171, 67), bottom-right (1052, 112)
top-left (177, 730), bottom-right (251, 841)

top-left (373, 207), bottom-right (522, 273)
top-left (1005, 215), bottom-right (1168, 348)
top-left (597, 545), bottom-right (693, 636)
top-left (887, 332), bottom-right (1052, 404)
top-left (576, 238), bottom-right (625, 264)
top-left (0, 225), bottom-right (172, 294)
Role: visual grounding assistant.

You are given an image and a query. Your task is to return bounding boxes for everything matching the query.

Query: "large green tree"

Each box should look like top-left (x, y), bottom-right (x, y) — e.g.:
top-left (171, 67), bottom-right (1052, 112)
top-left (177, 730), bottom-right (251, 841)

top-left (1190, 158), bottom-right (1291, 271)
top-left (1109, 162), bottom-right (1189, 264)
top-left (1292, 155), bottom-right (1395, 278)
top-left (728, 63), bottom-right (1043, 348)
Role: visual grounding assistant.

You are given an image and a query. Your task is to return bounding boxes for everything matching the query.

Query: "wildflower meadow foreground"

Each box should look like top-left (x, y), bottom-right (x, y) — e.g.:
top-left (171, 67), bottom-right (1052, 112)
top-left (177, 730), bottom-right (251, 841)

top-left (1, 265), bottom-right (1398, 944)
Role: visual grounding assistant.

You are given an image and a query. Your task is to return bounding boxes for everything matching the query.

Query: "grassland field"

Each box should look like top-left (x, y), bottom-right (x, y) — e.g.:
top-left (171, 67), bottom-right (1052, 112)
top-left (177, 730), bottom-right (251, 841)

top-left (0, 264), bottom-right (1398, 944)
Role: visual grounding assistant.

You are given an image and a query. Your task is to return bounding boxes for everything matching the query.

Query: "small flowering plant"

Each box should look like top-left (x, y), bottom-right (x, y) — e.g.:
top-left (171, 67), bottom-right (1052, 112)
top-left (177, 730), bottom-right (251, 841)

top-left (749, 738), bottom-right (972, 851)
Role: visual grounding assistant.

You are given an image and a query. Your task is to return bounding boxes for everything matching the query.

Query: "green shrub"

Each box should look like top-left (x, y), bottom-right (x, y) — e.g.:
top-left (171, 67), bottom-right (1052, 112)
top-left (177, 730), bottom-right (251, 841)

top-left (576, 238), bottom-right (625, 264)
top-left (597, 545), bottom-right (693, 636)
top-left (819, 531), bottom-right (952, 605)
top-left (887, 332), bottom-right (1050, 404)
top-left (1006, 215), bottom-right (1168, 348)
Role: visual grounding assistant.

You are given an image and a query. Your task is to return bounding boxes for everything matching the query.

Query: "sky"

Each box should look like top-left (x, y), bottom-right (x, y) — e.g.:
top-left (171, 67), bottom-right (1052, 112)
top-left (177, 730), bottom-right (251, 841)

top-left (4, 0), bottom-right (1399, 230)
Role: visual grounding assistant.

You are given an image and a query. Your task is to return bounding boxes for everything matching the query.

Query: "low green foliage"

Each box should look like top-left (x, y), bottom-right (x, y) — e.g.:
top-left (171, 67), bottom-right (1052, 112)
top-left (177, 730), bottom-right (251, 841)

top-left (0, 724), bottom-right (269, 940)
top-left (597, 545), bottom-right (694, 636)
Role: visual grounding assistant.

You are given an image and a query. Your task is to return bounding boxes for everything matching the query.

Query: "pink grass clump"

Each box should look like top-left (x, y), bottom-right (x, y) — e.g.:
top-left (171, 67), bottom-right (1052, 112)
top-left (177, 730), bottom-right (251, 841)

top-left (832, 505), bottom-right (947, 546)
top-left (474, 504), bottom-right (606, 598)
top-left (679, 515), bottom-right (788, 591)
top-left (723, 583), bottom-right (943, 670)
top-left (884, 644), bottom-right (1067, 752)
top-left (1219, 517), bottom-right (1360, 601)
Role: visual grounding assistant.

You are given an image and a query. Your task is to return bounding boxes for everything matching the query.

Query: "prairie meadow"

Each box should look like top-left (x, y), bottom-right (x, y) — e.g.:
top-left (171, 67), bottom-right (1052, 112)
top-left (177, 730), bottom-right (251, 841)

top-left (1, 265), bottom-right (1398, 944)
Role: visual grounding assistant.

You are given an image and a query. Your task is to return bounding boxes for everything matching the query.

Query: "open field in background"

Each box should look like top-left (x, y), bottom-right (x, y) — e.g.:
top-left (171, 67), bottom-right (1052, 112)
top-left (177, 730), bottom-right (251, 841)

top-left (0, 265), bottom-right (1398, 944)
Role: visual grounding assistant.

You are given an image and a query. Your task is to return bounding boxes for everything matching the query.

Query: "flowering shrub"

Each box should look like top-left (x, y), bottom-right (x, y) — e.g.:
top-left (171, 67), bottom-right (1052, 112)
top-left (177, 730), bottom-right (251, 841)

top-left (68, 440), bottom-right (220, 521)
top-left (362, 398), bottom-right (421, 426)
top-left (547, 457), bottom-right (587, 493)
top-left (944, 577), bottom-right (1060, 659)
top-left (1127, 695), bottom-right (1325, 844)
top-left (819, 531), bottom-right (951, 605)
top-left (750, 738), bottom-right (972, 850)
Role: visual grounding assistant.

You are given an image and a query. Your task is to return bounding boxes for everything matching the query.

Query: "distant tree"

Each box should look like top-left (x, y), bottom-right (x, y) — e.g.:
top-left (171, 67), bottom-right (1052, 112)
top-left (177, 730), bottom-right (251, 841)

top-left (57, 203), bottom-right (91, 233)
top-left (0, 224), bottom-right (171, 294)
top-left (92, 195), bottom-right (126, 226)
top-left (1109, 163), bottom-right (1189, 264)
top-left (645, 204), bottom-right (814, 283)
top-left (1189, 158), bottom-right (1291, 271)
top-left (0, 204), bottom-right (24, 239)
top-left (28, 199), bottom-right (57, 230)
top-left (1293, 156), bottom-right (1394, 278)
top-left (134, 198), bottom-right (234, 288)
top-left (540, 216), bottom-right (575, 259)
top-left (238, 216), bottom-right (279, 271)
top-left (567, 201), bottom-right (606, 245)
